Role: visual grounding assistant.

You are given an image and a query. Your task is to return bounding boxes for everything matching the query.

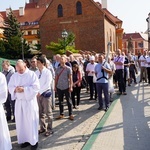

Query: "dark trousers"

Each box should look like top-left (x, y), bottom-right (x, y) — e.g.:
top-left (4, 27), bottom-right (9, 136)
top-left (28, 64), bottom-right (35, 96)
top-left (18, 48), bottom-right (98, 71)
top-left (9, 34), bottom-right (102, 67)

top-left (130, 70), bottom-right (136, 83)
top-left (57, 88), bottom-right (73, 116)
top-left (96, 83), bottom-right (109, 108)
top-left (116, 69), bottom-right (126, 93)
top-left (4, 93), bottom-right (15, 118)
top-left (88, 76), bottom-right (97, 99)
top-left (124, 68), bottom-right (128, 86)
top-left (85, 74), bottom-right (89, 91)
top-left (71, 87), bottom-right (81, 107)
top-left (147, 67), bottom-right (150, 84)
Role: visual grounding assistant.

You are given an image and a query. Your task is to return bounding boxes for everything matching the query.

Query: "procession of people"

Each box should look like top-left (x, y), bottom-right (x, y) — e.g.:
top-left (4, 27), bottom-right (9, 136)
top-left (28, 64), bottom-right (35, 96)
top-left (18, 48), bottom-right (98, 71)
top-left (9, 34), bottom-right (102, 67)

top-left (1, 49), bottom-right (149, 150)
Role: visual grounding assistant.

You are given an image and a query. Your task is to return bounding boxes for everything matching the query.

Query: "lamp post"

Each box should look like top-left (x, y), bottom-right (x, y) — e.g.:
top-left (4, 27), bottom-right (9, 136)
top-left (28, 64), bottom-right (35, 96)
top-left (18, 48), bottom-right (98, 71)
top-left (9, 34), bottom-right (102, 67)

top-left (61, 29), bottom-right (68, 54)
top-left (21, 37), bottom-right (24, 60)
top-left (146, 13), bottom-right (150, 51)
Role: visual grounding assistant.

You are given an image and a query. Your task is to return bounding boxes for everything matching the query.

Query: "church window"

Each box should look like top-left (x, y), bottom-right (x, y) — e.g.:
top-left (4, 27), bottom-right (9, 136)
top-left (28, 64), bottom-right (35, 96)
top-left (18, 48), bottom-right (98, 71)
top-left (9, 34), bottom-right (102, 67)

top-left (76, 1), bottom-right (82, 15)
top-left (58, 4), bottom-right (63, 17)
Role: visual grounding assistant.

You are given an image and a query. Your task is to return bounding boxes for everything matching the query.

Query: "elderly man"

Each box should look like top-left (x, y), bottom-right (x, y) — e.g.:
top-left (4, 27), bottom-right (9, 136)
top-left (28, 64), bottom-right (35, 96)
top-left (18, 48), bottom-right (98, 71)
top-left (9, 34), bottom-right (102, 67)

top-left (95, 54), bottom-right (112, 111)
top-left (114, 49), bottom-right (126, 95)
top-left (8, 60), bottom-right (40, 150)
top-left (2, 60), bottom-right (15, 121)
top-left (86, 55), bottom-right (97, 100)
top-left (0, 72), bottom-right (12, 150)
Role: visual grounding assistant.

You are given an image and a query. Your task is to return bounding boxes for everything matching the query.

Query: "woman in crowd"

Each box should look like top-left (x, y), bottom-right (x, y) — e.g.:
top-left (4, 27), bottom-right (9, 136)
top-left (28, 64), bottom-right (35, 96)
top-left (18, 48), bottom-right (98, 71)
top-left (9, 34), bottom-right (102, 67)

top-left (71, 64), bottom-right (82, 109)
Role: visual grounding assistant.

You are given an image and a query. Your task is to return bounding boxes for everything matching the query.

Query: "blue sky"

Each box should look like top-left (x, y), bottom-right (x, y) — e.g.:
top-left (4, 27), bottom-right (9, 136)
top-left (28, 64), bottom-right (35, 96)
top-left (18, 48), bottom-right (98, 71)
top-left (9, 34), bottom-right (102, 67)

top-left (0, 0), bottom-right (149, 33)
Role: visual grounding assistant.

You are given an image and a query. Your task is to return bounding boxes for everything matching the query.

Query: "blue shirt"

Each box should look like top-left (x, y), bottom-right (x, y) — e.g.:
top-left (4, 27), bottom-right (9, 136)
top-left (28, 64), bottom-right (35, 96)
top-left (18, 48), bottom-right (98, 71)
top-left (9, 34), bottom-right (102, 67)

top-left (95, 61), bottom-right (111, 83)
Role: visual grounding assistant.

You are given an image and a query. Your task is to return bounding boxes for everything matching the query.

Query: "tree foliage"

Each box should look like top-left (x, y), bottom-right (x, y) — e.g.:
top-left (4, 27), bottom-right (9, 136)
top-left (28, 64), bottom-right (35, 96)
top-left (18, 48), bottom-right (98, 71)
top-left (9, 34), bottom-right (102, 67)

top-left (1, 8), bottom-right (31, 59)
top-left (46, 32), bottom-right (78, 55)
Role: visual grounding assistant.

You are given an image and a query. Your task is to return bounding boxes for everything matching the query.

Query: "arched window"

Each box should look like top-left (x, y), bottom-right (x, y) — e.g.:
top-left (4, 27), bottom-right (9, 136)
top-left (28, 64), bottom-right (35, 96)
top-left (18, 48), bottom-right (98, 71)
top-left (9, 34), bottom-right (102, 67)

top-left (58, 4), bottom-right (63, 17)
top-left (76, 1), bottom-right (82, 15)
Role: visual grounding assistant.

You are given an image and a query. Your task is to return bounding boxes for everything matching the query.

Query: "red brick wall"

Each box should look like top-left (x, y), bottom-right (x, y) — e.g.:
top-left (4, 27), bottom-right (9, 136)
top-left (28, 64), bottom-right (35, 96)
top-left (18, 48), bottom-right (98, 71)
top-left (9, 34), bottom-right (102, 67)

top-left (40, 0), bottom-right (105, 57)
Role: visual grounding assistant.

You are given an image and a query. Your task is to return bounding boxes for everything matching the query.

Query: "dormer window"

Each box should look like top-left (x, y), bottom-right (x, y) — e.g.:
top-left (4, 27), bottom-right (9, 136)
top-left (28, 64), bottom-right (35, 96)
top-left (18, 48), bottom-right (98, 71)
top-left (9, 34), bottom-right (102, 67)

top-left (76, 1), bottom-right (82, 15)
top-left (58, 4), bottom-right (63, 17)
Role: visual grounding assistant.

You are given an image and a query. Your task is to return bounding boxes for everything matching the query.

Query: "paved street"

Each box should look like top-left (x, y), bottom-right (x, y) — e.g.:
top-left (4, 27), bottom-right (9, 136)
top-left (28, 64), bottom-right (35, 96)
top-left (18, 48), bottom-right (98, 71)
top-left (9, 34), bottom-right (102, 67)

top-left (9, 76), bottom-right (150, 150)
top-left (9, 88), bottom-right (105, 150)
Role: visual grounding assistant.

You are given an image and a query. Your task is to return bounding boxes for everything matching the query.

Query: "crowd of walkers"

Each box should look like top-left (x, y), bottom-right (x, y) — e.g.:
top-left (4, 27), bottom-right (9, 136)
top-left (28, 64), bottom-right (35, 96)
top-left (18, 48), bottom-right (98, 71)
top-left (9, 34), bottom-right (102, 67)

top-left (1, 49), bottom-right (150, 150)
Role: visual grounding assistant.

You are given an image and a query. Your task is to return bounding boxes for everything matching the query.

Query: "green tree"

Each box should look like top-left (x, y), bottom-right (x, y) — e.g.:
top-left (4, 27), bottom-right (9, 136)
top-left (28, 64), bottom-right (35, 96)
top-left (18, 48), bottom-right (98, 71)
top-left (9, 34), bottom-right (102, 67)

top-left (46, 32), bottom-right (78, 55)
top-left (3, 8), bottom-right (30, 59)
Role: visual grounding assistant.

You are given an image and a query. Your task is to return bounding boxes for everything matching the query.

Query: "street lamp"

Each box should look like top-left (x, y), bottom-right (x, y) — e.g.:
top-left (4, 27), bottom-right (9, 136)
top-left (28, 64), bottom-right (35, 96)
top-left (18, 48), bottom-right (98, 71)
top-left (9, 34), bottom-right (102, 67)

top-left (61, 29), bottom-right (68, 54)
top-left (146, 13), bottom-right (150, 51)
top-left (21, 37), bottom-right (24, 60)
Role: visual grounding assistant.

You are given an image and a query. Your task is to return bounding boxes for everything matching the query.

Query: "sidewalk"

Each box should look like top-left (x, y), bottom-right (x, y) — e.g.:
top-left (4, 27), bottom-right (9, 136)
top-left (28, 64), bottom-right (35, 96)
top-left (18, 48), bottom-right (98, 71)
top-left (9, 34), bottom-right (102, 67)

top-left (82, 81), bottom-right (150, 150)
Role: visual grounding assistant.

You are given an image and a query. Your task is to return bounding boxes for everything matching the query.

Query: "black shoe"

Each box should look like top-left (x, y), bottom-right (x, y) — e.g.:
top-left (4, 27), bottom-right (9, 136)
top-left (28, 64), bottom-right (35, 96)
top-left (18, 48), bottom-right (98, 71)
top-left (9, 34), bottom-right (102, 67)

top-left (20, 142), bottom-right (30, 148)
top-left (6, 116), bottom-right (11, 121)
top-left (110, 98), bottom-right (113, 102)
top-left (31, 142), bottom-right (38, 150)
top-left (105, 107), bottom-right (109, 112)
top-left (98, 107), bottom-right (103, 111)
top-left (88, 98), bottom-right (93, 100)
top-left (122, 92), bottom-right (127, 95)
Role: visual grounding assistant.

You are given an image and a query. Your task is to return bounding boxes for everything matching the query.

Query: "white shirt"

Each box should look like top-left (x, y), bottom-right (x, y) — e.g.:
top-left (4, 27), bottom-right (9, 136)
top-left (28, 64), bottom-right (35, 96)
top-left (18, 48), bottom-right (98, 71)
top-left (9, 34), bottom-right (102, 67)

top-left (139, 55), bottom-right (148, 67)
top-left (86, 62), bottom-right (97, 76)
top-left (35, 67), bottom-right (52, 95)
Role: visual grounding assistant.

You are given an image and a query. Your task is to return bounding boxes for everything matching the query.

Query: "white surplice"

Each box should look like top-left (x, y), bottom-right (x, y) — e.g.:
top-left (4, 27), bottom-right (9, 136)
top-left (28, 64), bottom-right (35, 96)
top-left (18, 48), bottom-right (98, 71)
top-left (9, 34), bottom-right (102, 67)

top-left (8, 68), bottom-right (40, 145)
top-left (0, 72), bottom-right (12, 150)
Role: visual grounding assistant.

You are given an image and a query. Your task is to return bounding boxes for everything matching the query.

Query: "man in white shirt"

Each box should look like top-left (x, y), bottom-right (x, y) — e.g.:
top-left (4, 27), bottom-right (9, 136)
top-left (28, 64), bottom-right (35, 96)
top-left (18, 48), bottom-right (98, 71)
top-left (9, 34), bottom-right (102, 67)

top-left (0, 72), bottom-right (12, 150)
top-left (8, 60), bottom-right (40, 149)
top-left (139, 50), bottom-right (148, 83)
top-left (35, 56), bottom-right (53, 137)
top-left (86, 56), bottom-right (97, 100)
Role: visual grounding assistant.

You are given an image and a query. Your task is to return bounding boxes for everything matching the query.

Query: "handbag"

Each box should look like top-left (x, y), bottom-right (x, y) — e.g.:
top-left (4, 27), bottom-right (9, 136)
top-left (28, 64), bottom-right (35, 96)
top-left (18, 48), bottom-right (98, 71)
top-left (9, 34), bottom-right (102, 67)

top-left (41, 89), bottom-right (52, 98)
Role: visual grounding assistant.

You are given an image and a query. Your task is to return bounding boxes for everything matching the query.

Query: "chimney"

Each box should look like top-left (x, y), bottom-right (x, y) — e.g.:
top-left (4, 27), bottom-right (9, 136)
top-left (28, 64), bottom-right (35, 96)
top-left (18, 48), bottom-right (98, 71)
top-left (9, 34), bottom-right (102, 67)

top-left (101, 0), bottom-right (107, 9)
top-left (19, 7), bottom-right (24, 16)
top-left (6, 8), bottom-right (10, 17)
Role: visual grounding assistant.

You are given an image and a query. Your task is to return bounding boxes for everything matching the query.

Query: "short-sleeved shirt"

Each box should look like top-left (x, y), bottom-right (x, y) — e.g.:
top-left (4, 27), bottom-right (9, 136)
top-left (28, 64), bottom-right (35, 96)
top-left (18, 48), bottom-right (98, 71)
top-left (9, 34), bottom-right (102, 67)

top-left (55, 65), bottom-right (72, 90)
top-left (114, 55), bottom-right (125, 70)
top-left (86, 62), bottom-right (97, 76)
top-left (139, 55), bottom-right (148, 67)
top-left (95, 61), bottom-right (111, 83)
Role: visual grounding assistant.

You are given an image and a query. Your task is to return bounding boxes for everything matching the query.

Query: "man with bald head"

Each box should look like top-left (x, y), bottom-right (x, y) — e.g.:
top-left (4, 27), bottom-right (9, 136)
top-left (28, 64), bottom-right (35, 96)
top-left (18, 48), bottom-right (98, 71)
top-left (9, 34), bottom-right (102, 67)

top-left (114, 49), bottom-right (126, 95)
top-left (8, 60), bottom-right (40, 150)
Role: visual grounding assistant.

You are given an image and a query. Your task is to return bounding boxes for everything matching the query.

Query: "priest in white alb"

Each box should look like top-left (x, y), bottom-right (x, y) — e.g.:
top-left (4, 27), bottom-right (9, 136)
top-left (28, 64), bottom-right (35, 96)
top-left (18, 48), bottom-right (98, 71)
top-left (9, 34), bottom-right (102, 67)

top-left (0, 72), bottom-right (12, 150)
top-left (8, 60), bottom-right (40, 149)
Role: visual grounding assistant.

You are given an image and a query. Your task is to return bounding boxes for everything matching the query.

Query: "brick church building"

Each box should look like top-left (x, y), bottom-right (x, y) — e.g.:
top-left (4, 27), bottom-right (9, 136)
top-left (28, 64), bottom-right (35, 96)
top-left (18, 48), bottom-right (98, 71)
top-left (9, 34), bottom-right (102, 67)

top-left (39, 0), bottom-right (123, 56)
top-left (0, 0), bottom-right (123, 57)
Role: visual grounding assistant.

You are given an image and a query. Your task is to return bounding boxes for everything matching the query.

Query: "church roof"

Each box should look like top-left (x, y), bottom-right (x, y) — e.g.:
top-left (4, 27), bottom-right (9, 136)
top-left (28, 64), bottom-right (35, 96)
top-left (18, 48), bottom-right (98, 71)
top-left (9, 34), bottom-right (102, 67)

top-left (123, 33), bottom-right (147, 40)
top-left (0, 6), bottom-right (46, 29)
